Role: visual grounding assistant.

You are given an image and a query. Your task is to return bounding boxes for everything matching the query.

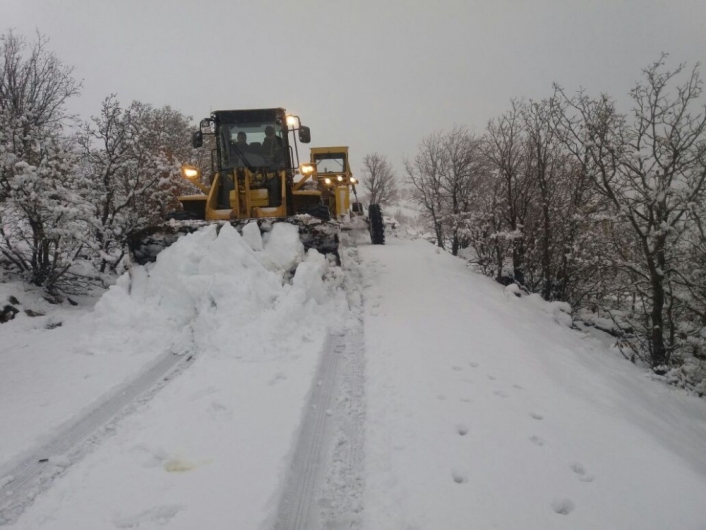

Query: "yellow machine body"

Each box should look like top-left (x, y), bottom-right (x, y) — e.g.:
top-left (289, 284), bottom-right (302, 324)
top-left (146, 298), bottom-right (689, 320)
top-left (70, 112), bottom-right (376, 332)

top-left (178, 168), bottom-right (291, 221)
top-left (300, 146), bottom-right (357, 220)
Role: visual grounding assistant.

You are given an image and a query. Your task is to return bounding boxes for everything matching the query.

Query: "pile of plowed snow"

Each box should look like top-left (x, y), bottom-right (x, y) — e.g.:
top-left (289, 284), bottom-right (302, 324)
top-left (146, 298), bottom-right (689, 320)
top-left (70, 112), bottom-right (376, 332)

top-left (89, 222), bottom-right (344, 360)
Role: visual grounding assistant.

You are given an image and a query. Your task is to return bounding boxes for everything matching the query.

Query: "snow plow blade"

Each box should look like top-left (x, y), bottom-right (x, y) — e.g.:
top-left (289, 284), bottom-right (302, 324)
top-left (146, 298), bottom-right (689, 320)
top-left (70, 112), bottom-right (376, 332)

top-left (127, 216), bottom-right (340, 266)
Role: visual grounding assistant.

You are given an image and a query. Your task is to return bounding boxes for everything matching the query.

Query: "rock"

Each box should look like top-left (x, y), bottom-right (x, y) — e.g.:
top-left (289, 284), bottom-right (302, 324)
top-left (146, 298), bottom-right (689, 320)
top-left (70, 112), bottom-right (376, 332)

top-left (0, 305), bottom-right (19, 323)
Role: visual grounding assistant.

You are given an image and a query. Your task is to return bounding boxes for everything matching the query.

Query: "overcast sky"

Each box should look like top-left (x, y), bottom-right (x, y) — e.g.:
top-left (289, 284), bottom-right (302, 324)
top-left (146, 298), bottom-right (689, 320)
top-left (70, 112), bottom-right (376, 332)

top-left (2, 0), bottom-right (705, 178)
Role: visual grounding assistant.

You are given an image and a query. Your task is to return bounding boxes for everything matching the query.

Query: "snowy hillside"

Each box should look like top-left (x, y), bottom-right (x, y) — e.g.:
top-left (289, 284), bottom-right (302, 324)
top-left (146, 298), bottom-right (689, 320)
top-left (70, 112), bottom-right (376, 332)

top-left (1, 224), bottom-right (705, 529)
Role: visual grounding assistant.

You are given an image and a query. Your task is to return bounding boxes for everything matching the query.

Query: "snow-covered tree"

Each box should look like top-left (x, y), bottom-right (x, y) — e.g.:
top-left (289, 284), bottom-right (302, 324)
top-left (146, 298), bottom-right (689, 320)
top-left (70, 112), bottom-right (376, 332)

top-left (481, 100), bottom-right (535, 284)
top-left (77, 96), bottom-right (197, 272)
top-left (405, 131), bottom-right (447, 248)
top-left (361, 152), bottom-right (399, 206)
top-left (556, 56), bottom-right (706, 371)
top-left (0, 30), bottom-right (91, 293)
top-left (406, 128), bottom-right (488, 255)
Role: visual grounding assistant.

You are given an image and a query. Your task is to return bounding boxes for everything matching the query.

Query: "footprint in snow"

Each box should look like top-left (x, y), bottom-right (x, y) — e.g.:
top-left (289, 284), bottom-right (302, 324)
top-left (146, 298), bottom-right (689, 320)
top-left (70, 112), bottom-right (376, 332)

top-left (437, 394), bottom-right (447, 401)
top-left (570, 461), bottom-right (596, 482)
top-left (468, 362), bottom-right (479, 368)
top-left (529, 435), bottom-right (545, 446)
top-left (456, 423), bottom-right (469, 436)
top-left (530, 412), bottom-right (544, 420)
top-left (459, 397), bottom-right (473, 403)
top-left (209, 401), bottom-right (232, 421)
top-left (268, 372), bottom-right (287, 386)
top-left (551, 497), bottom-right (575, 515)
top-left (493, 390), bottom-right (509, 398)
top-left (486, 375), bottom-right (497, 381)
top-left (451, 469), bottom-right (469, 484)
top-left (513, 384), bottom-right (525, 390)
top-left (452, 365), bottom-right (463, 371)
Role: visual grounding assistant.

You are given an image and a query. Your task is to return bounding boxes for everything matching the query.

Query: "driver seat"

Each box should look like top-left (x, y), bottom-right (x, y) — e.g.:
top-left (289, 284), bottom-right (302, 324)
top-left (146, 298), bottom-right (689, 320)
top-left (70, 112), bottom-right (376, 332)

top-left (249, 142), bottom-right (262, 155)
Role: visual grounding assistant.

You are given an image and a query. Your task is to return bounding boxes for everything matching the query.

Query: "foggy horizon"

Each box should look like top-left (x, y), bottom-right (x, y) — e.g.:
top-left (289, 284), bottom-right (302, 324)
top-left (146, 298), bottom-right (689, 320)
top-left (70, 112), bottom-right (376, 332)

top-left (2, 0), bottom-right (704, 179)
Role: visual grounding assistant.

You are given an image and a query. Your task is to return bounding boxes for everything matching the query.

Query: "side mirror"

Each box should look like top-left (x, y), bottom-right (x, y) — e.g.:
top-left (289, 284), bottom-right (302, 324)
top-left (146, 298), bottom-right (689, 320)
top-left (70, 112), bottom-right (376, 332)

top-left (192, 131), bottom-right (203, 148)
top-left (298, 126), bottom-right (311, 144)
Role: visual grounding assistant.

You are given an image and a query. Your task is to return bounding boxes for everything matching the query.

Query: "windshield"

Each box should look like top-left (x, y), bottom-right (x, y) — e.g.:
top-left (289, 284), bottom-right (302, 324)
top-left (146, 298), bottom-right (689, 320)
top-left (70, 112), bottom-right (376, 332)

top-left (314, 153), bottom-right (346, 174)
top-left (221, 122), bottom-right (286, 170)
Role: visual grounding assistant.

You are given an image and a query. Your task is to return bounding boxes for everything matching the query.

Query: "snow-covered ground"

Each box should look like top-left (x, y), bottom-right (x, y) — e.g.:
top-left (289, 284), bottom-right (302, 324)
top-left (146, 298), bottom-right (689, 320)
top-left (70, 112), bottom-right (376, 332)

top-left (0, 222), bottom-right (353, 528)
top-left (1, 222), bottom-right (706, 529)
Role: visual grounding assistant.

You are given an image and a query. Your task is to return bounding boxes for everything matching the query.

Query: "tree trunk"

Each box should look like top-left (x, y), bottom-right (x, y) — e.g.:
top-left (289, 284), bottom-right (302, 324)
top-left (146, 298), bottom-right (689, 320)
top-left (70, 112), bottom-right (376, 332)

top-left (649, 274), bottom-right (667, 369)
top-left (541, 203), bottom-right (551, 300)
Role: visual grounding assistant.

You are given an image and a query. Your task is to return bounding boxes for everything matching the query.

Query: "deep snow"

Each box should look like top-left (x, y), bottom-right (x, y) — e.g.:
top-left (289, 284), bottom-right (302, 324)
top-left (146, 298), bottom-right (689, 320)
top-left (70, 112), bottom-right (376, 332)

top-left (1, 224), bottom-right (705, 529)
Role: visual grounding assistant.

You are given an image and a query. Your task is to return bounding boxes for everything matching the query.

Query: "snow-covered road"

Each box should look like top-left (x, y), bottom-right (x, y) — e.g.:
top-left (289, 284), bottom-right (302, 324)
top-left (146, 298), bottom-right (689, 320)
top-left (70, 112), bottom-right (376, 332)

top-left (360, 236), bottom-right (706, 529)
top-left (2, 226), bottom-right (706, 529)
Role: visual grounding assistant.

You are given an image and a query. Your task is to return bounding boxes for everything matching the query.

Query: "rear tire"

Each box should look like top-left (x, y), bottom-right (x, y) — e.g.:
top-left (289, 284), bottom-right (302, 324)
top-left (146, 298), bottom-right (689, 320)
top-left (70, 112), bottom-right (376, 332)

top-left (368, 203), bottom-right (385, 245)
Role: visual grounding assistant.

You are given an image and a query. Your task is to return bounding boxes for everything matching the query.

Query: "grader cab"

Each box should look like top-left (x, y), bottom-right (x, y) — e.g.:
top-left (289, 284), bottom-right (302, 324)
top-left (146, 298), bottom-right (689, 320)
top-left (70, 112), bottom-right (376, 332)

top-left (294, 146), bottom-right (357, 221)
top-left (177, 108), bottom-right (323, 221)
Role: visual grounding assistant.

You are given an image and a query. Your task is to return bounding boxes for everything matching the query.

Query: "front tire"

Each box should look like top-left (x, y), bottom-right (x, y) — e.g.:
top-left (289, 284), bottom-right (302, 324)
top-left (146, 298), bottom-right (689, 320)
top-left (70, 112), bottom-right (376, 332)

top-left (368, 203), bottom-right (385, 245)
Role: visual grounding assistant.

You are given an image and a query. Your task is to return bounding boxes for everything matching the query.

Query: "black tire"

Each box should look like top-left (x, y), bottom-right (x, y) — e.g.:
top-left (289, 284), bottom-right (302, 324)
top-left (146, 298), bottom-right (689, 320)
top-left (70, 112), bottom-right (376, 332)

top-left (368, 203), bottom-right (385, 245)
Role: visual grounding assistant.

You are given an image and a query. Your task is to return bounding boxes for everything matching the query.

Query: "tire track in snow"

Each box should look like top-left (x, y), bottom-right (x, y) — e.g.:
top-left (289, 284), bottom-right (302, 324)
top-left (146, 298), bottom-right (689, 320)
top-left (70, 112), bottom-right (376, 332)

top-left (273, 332), bottom-right (346, 530)
top-left (0, 352), bottom-right (193, 525)
top-left (273, 239), bottom-right (366, 530)
top-left (317, 324), bottom-right (365, 528)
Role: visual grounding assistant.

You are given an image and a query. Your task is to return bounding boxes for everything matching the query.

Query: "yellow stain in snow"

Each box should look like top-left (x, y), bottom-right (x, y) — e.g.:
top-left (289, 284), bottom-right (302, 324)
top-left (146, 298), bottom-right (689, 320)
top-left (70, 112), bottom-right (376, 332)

top-left (163, 457), bottom-right (213, 473)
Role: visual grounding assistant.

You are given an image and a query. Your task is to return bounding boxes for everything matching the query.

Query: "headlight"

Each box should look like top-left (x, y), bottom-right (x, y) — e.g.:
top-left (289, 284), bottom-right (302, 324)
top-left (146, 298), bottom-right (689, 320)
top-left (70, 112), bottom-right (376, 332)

top-left (182, 166), bottom-right (200, 179)
top-left (300, 163), bottom-right (315, 175)
top-left (324, 178), bottom-right (332, 185)
top-left (337, 175), bottom-right (343, 182)
top-left (286, 115), bottom-right (300, 128)
top-left (350, 177), bottom-right (357, 184)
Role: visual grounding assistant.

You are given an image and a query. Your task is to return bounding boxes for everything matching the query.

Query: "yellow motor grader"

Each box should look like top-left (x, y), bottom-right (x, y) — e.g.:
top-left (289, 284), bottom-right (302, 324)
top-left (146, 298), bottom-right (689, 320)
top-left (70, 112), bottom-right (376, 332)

top-left (296, 146), bottom-right (385, 245)
top-left (128, 108), bottom-right (339, 263)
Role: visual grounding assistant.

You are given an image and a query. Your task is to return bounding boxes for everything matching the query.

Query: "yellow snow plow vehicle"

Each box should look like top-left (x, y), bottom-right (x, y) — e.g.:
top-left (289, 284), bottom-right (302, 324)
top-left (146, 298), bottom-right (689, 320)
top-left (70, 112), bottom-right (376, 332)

top-left (128, 108), bottom-right (339, 264)
top-left (296, 146), bottom-right (385, 245)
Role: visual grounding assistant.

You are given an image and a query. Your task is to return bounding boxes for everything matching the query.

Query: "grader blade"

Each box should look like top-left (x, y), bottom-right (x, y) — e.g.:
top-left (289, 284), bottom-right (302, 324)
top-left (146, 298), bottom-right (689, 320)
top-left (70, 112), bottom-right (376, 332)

top-left (127, 217), bottom-right (340, 266)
